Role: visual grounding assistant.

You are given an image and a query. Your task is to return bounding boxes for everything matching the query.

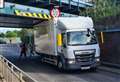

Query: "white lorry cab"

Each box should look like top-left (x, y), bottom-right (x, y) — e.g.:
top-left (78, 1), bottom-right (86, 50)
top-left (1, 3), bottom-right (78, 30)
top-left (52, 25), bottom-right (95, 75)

top-left (34, 16), bottom-right (100, 70)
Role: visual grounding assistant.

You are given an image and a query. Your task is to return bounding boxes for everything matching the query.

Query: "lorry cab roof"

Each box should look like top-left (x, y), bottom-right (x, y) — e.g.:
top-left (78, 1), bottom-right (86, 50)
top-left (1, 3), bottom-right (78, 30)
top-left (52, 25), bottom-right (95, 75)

top-left (57, 16), bottom-right (94, 30)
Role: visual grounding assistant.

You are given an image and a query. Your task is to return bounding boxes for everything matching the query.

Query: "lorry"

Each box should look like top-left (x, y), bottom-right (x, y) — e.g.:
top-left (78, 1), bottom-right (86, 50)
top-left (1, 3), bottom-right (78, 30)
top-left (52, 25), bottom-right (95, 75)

top-left (34, 16), bottom-right (100, 70)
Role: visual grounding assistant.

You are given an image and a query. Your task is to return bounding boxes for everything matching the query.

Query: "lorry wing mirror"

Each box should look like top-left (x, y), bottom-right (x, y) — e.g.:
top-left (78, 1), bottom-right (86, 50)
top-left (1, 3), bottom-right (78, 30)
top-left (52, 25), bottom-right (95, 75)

top-left (63, 44), bottom-right (66, 48)
top-left (86, 28), bottom-right (91, 37)
top-left (86, 34), bottom-right (90, 37)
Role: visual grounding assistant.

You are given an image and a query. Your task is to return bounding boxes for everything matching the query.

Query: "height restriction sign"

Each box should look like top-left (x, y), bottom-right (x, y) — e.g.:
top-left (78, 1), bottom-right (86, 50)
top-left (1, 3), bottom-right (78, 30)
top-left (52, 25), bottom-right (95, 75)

top-left (0, 0), bottom-right (4, 8)
top-left (50, 6), bottom-right (60, 18)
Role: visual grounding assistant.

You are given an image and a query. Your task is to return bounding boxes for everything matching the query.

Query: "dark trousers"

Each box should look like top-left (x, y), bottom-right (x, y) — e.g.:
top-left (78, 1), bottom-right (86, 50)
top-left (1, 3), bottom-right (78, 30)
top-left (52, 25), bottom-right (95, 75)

top-left (19, 51), bottom-right (27, 58)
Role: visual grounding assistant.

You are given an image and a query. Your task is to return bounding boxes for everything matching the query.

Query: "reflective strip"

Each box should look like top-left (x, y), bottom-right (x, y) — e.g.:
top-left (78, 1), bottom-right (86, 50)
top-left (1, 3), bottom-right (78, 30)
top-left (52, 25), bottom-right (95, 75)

top-left (57, 34), bottom-right (62, 46)
top-left (100, 32), bottom-right (104, 44)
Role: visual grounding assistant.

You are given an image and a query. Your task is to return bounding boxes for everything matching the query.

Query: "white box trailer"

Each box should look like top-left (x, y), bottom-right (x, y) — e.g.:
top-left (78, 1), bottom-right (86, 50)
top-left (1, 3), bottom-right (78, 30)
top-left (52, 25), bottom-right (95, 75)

top-left (34, 16), bottom-right (100, 70)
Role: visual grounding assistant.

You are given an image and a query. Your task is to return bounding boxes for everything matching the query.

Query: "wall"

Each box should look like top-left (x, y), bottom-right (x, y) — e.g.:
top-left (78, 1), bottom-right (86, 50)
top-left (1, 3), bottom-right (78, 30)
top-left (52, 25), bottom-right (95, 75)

top-left (0, 37), bottom-right (21, 43)
top-left (98, 31), bottom-right (120, 67)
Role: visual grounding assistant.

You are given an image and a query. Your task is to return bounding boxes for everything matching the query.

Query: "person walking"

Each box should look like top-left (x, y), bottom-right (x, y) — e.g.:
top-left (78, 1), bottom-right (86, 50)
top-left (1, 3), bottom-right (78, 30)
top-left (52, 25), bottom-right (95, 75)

top-left (19, 42), bottom-right (27, 59)
top-left (29, 43), bottom-right (34, 57)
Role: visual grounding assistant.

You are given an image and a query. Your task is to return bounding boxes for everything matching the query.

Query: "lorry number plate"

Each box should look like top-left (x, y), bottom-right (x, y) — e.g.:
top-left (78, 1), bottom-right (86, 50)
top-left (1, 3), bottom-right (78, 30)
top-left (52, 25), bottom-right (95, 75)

top-left (81, 67), bottom-right (90, 70)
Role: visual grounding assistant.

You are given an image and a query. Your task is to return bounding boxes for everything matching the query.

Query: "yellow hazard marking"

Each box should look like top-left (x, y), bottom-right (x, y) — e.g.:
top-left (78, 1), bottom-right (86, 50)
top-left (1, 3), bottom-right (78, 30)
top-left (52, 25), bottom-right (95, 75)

top-left (57, 34), bottom-right (62, 46)
top-left (48, 15), bottom-right (52, 19)
top-left (38, 13), bottom-right (43, 19)
top-left (43, 14), bottom-right (48, 19)
top-left (101, 32), bottom-right (104, 44)
top-left (32, 13), bottom-right (38, 18)
top-left (14, 10), bottom-right (21, 16)
top-left (14, 9), bottom-right (52, 20)
top-left (22, 12), bottom-right (28, 16)
top-left (26, 12), bottom-right (33, 17)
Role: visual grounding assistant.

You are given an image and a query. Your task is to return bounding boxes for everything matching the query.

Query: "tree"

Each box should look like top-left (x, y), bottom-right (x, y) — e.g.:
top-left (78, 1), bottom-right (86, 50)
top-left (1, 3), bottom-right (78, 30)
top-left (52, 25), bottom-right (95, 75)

top-left (0, 33), bottom-right (5, 38)
top-left (13, 30), bottom-right (21, 37)
top-left (80, 0), bottom-right (120, 20)
top-left (20, 29), bottom-right (34, 45)
top-left (5, 31), bottom-right (17, 38)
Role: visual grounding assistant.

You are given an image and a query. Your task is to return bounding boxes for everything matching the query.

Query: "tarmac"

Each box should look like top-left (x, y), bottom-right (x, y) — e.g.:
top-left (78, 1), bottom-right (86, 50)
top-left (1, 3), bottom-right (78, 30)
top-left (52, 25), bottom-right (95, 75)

top-left (98, 65), bottom-right (120, 74)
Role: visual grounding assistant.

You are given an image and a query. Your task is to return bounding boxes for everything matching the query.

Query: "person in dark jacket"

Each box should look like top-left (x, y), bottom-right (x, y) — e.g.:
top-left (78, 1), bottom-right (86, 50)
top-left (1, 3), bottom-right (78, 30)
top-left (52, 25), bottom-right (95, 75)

top-left (19, 43), bottom-right (27, 58)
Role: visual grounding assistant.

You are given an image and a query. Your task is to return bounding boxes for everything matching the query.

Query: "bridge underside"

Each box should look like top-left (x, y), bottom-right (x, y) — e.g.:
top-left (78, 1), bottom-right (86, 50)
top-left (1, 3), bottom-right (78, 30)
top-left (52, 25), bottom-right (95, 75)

top-left (6, 0), bottom-right (93, 15)
top-left (0, 14), bottom-right (46, 28)
top-left (25, 1), bottom-right (87, 15)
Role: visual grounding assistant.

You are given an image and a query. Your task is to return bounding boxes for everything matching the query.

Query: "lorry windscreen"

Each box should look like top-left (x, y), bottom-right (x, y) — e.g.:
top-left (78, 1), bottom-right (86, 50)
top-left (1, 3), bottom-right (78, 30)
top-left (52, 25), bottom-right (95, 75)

top-left (67, 31), bottom-right (97, 45)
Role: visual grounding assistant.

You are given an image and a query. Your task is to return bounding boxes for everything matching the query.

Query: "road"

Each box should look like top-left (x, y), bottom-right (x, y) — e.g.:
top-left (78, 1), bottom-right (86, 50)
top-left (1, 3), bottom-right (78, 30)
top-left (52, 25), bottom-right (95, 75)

top-left (0, 44), bottom-right (120, 82)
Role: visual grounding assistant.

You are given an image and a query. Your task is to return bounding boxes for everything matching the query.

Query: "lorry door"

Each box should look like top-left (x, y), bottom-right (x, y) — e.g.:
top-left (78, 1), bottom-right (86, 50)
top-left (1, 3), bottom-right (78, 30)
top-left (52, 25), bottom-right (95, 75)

top-left (61, 33), bottom-right (67, 56)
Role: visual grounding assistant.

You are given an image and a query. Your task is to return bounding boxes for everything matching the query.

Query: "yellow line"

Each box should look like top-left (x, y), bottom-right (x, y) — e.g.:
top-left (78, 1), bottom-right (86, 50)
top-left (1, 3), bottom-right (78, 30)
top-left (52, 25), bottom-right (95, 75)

top-left (101, 32), bottom-right (104, 44)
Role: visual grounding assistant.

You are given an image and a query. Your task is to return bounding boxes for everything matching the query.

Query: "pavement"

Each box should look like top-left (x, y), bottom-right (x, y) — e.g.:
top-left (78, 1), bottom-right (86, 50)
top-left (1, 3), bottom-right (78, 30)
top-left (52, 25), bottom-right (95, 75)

top-left (0, 75), bottom-right (4, 82)
top-left (98, 65), bottom-right (120, 74)
top-left (0, 79), bottom-right (2, 82)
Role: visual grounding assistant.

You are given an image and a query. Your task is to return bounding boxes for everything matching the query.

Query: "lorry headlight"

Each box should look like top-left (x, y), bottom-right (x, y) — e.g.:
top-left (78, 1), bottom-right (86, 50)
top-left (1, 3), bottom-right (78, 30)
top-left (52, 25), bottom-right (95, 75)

top-left (96, 58), bottom-right (100, 62)
top-left (67, 59), bottom-right (75, 64)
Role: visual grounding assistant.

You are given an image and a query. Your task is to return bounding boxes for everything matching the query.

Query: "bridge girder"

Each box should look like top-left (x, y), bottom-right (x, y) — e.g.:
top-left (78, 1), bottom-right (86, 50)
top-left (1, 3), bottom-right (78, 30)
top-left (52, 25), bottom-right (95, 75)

top-left (5, 0), bottom-right (94, 15)
top-left (0, 14), bottom-right (44, 28)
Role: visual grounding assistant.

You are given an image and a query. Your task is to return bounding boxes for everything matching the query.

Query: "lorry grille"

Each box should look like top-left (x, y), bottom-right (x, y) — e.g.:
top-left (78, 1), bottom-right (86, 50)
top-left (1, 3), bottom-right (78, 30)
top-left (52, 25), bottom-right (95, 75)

top-left (74, 52), bottom-right (95, 62)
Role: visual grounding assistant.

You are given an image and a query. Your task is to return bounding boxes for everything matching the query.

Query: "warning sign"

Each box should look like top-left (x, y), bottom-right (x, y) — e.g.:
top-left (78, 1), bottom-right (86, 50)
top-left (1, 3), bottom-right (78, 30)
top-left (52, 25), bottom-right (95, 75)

top-left (50, 6), bottom-right (60, 18)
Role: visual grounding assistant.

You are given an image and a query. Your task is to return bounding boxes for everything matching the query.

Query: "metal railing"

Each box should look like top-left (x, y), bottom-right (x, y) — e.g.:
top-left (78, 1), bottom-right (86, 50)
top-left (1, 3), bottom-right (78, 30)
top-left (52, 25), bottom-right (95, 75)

top-left (0, 55), bottom-right (38, 82)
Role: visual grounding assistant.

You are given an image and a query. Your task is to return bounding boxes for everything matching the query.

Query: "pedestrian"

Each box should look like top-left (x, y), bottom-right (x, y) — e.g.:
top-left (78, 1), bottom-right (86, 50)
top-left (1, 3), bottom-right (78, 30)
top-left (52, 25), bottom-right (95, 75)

top-left (9, 39), bottom-right (12, 43)
top-left (19, 42), bottom-right (27, 59)
top-left (29, 43), bottom-right (34, 57)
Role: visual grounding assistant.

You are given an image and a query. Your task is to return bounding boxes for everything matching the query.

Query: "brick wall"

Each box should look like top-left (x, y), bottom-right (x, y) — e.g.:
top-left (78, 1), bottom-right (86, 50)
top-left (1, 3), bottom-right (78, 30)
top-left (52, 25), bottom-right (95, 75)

top-left (98, 31), bottom-right (120, 67)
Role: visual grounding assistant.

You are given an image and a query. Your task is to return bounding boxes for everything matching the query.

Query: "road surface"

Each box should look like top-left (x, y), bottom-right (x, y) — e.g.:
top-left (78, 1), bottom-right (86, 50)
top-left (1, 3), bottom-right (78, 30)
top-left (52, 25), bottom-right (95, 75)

top-left (0, 44), bottom-right (120, 82)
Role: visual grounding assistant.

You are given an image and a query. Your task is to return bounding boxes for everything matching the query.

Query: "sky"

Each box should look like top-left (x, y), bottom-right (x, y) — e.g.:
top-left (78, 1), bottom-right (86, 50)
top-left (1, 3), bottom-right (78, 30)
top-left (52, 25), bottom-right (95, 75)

top-left (0, 28), bottom-right (21, 33)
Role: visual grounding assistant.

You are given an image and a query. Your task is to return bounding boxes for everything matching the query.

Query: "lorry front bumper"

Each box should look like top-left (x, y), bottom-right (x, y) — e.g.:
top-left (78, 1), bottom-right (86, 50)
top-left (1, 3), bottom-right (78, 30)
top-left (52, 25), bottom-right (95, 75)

top-left (65, 58), bottom-right (100, 70)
